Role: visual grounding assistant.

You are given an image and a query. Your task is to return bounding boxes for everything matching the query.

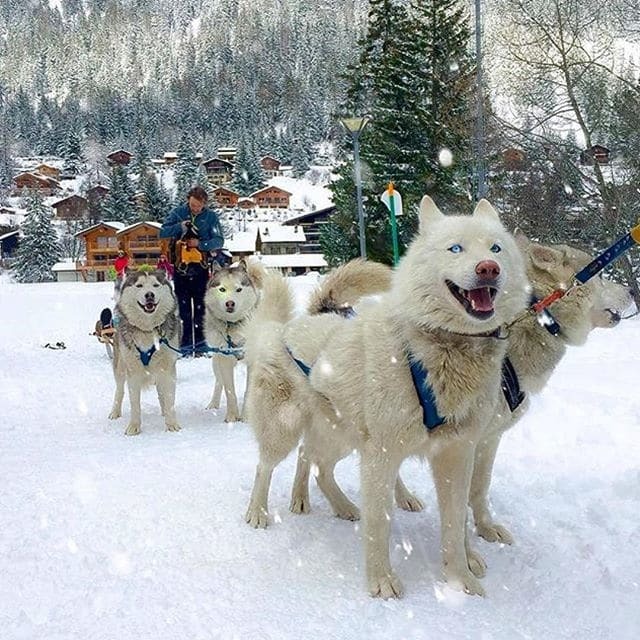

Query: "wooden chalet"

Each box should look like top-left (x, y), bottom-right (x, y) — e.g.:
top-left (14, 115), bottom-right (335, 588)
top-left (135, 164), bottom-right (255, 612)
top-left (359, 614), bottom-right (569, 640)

top-left (260, 155), bottom-right (282, 178)
top-left (51, 194), bottom-right (89, 221)
top-left (580, 145), bottom-right (611, 166)
top-left (237, 197), bottom-right (255, 210)
top-left (212, 186), bottom-right (240, 208)
top-left (202, 158), bottom-right (234, 186)
top-left (12, 172), bottom-right (60, 196)
top-left (75, 221), bottom-right (125, 281)
top-left (106, 149), bottom-right (133, 166)
top-left (217, 147), bottom-right (237, 163)
top-left (256, 223), bottom-right (305, 255)
top-left (33, 163), bottom-right (61, 180)
top-left (283, 205), bottom-right (333, 254)
top-left (250, 185), bottom-right (292, 209)
top-left (116, 221), bottom-right (167, 266)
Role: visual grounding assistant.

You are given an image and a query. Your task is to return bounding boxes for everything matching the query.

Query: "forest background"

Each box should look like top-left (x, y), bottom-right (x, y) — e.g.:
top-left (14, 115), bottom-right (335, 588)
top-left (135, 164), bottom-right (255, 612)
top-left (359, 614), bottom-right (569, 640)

top-left (1, 0), bottom-right (639, 300)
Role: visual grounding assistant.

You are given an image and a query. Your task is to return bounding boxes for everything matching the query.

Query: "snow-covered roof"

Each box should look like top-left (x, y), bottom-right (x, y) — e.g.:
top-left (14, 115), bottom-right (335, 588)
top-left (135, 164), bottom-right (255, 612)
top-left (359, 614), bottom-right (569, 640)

top-left (0, 230), bottom-right (19, 241)
top-left (52, 260), bottom-right (80, 272)
top-left (267, 176), bottom-right (333, 212)
top-left (116, 221), bottom-right (162, 234)
top-left (226, 231), bottom-right (257, 253)
top-left (255, 253), bottom-right (327, 269)
top-left (75, 221), bottom-right (125, 236)
top-left (250, 185), bottom-right (294, 198)
top-left (258, 223), bottom-right (305, 243)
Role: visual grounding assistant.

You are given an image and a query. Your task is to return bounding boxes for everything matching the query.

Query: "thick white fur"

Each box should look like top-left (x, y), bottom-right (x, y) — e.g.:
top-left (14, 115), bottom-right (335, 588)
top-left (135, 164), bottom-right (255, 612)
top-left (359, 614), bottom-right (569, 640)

top-left (203, 259), bottom-right (265, 422)
top-left (243, 260), bottom-right (403, 525)
top-left (244, 197), bottom-right (530, 598)
top-left (469, 234), bottom-right (633, 544)
top-left (109, 270), bottom-right (182, 436)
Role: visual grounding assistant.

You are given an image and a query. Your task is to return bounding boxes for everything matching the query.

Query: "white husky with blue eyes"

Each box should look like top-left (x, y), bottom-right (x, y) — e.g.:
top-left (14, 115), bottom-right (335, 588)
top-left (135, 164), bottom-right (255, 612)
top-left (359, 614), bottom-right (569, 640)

top-left (244, 196), bottom-right (529, 599)
top-left (203, 259), bottom-right (265, 422)
top-left (109, 270), bottom-right (181, 436)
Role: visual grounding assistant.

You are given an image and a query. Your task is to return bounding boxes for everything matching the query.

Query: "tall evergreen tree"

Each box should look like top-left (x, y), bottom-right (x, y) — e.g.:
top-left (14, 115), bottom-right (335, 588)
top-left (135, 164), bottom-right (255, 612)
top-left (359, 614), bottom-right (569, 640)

top-left (12, 190), bottom-right (62, 283)
top-left (139, 171), bottom-right (173, 223)
top-left (102, 164), bottom-right (136, 223)
top-left (174, 132), bottom-right (200, 201)
top-left (231, 139), bottom-right (265, 195)
top-left (324, 0), bottom-right (476, 265)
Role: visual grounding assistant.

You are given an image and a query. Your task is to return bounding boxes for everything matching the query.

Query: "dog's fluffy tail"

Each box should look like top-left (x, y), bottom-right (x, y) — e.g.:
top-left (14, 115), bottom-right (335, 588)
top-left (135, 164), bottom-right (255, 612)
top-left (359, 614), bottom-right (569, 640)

top-left (243, 269), bottom-right (294, 373)
top-left (253, 268), bottom-right (295, 325)
top-left (307, 258), bottom-right (392, 315)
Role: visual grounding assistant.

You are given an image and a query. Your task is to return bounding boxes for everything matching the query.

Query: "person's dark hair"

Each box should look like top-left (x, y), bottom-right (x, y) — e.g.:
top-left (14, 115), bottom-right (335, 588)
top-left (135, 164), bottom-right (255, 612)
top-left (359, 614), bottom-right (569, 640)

top-left (187, 186), bottom-right (209, 203)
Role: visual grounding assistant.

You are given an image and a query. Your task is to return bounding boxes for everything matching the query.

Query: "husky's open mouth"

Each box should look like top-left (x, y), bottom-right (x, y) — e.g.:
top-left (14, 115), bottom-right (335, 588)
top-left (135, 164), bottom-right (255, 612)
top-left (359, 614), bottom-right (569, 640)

top-left (138, 301), bottom-right (158, 314)
top-left (446, 280), bottom-right (498, 320)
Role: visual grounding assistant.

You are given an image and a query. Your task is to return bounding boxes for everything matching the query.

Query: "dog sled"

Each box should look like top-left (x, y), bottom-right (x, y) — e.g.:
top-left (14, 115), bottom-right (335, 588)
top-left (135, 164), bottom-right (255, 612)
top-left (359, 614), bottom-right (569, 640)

top-left (93, 307), bottom-right (116, 359)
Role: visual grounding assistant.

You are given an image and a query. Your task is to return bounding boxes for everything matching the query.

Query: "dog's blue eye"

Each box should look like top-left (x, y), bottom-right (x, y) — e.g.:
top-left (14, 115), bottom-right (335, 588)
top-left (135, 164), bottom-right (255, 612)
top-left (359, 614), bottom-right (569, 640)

top-left (490, 243), bottom-right (502, 253)
top-left (219, 287), bottom-right (226, 293)
top-left (448, 244), bottom-right (463, 253)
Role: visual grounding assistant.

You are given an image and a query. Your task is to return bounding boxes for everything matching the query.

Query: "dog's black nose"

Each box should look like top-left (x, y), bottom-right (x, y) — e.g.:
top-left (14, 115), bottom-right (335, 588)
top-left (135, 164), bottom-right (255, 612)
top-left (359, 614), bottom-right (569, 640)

top-left (226, 300), bottom-right (235, 311)
top-left (145, 291), bottom-right (155, 301)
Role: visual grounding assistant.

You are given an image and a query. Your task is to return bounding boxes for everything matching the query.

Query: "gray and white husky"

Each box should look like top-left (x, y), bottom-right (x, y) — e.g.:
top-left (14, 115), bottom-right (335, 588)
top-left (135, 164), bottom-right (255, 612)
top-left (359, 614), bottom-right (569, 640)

top-left (108, 270), bottom-right (182, 436)
top-left (203, 259), bottom-right (266, 422)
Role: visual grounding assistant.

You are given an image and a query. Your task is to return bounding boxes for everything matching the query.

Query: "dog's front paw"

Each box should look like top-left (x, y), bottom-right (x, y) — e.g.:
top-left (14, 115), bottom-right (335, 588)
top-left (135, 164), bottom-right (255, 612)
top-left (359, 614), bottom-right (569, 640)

top-left (166, 422), bottom-right (181, 432)
top-left (108, 409), bottom-right (121, 420)
top-left (206, 399), bottom-right (219, 410)
top-left (467, 548), bottom-right (487, 578)
top-left (290, 494), bottom-right (311, 514)
top-left (445, 570), bottom-right (486, 597)
top-left (476, 522), bottom-right (514, 545)
top-left (368, 572), bottom-right (404, 599)
top-left (334, 502), bottom-right (360, 521)
top-left (245, 505), bottom-right (269, 528)
top-left (224, 411), bottom-right (241, 423)
top-left (124, 423), bottom-right (141, 436)
top-left (396, 493), bottom-right (424, 512)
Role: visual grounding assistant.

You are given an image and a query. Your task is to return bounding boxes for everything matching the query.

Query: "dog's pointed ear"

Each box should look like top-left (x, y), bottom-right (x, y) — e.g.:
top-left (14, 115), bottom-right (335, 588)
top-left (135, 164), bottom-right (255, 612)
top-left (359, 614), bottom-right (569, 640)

top-left (529, 242), bottom-right (563, 272)
top-left (513, 228), bottom-right (530, 252)
top-left (472, 199), bottom-right (500, 223)
top-left (418, 195), bottom-right (444, 232)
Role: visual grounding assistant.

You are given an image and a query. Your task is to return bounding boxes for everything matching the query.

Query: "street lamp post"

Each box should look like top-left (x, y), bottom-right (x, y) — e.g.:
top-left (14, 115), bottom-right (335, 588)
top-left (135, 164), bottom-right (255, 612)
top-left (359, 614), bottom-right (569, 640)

top-left (340, 115), bottom-right (372, 259)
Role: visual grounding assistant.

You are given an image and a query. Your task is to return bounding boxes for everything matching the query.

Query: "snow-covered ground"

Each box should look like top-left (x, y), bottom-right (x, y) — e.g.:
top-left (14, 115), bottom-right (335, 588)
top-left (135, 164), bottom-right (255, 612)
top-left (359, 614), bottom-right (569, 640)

top-left (1, 276), bottom-right (639, 640)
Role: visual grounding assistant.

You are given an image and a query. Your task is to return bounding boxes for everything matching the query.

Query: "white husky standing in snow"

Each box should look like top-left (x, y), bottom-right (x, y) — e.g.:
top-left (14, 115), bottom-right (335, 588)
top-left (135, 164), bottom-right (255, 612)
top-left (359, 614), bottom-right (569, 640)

top-left (203, 259), bottom-right (265, 422)
top-left (244, 197), bottom-right (529, 597)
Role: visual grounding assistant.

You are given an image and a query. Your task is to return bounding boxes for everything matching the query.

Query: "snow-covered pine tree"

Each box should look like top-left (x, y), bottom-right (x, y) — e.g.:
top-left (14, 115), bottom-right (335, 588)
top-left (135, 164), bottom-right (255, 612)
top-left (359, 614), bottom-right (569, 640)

top-left (62, 128), bottom-right (86, 177)
top-left (140, 171), bottom-right (173, 223)
top-left (325, 0), bottom-right (476, 264)
top-left (174, 132), bottom-right (200, 201)
top-left (12, 190), bottom-right (62, 283)
top-left (231, 139), bottom-right (264, 196)
top-left (102, 164), bottom-right (136, 223)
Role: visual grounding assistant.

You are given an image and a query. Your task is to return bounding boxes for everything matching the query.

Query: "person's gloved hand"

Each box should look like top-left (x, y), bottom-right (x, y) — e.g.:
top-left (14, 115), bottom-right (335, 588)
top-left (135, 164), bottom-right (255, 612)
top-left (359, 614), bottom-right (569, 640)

top-left (180, 220), bottom-right (191, 234)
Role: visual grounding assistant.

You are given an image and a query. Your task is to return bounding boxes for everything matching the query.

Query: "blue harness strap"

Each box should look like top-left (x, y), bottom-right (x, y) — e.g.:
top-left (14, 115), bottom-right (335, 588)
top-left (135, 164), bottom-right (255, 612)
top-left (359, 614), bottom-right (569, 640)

top-left (287, 347), bottom-right (312, 376)
top-left (408, 356), bottom-right (446, 431)
top-left (137, 344), bottom-right (157, 366)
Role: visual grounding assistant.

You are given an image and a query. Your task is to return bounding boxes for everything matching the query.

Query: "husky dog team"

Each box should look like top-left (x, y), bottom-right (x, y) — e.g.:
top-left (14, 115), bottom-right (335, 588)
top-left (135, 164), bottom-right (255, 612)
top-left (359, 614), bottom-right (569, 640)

top-left (106, 195), bottom-right (632, 598)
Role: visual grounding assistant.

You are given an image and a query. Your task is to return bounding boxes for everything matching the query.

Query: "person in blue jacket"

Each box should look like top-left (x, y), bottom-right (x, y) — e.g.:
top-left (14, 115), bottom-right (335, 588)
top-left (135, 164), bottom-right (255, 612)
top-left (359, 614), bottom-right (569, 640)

top-left (160, 185), bottom-right (224, 356)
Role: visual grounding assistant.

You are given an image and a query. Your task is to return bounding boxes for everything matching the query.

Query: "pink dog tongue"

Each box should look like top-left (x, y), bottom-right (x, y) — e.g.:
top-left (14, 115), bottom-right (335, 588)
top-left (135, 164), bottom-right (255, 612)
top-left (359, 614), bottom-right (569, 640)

top-left (467, 287), bottom-right (493, 311)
